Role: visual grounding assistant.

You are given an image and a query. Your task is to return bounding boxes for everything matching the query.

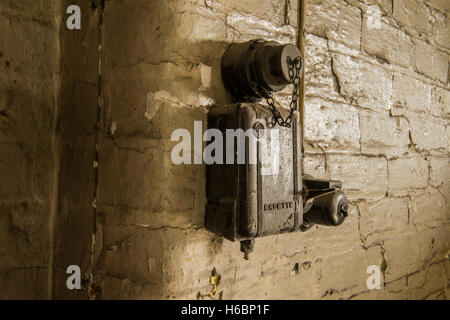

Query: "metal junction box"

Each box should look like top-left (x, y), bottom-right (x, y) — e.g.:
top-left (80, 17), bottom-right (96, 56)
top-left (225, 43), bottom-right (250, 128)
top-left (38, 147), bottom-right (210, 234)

top-left (205, 40), bottom-right (348, 259)
top-left (206, 104), bottom-right (303, 241)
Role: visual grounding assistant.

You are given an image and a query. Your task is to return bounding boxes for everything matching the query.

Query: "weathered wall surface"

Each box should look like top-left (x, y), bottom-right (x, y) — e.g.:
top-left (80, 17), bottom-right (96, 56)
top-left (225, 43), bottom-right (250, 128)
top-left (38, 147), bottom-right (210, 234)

top-left (88, 0), bottom-right (449, 299)
top-left (0, 0), bottom-right (100, 300)
top-left (0, 1), bottom-right (61, 299)
top-left (302, 0), bottom-right (450, 299)
top-left (51, 0), bottom-right (100, 300)
top-left (0, 0), bottom-right (448, 300)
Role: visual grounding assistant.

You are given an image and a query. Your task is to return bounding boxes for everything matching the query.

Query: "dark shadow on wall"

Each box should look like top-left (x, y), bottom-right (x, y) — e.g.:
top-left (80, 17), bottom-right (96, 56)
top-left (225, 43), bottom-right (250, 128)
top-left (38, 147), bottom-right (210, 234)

top-left (52, 0), bottom-right (245, 299)
top-left (51, 0), bottom-right (100, 299)
top-left (86, 0), bottom-right (236, 299)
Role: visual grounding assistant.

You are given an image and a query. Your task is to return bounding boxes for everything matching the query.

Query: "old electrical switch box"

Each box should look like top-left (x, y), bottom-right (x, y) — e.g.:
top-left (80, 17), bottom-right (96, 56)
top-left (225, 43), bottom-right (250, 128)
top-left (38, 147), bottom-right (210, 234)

top-left (206, 103), bottom-right (303, 240)
top-left (205, 40), bottom-right (348, 259)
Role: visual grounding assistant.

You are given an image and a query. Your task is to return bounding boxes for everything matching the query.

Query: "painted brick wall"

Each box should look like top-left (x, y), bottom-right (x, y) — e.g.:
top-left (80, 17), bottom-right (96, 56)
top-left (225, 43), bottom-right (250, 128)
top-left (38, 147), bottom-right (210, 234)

top-left (0, 1), bottom-right (61, 299)
top-left (0, 0), bottom-right (448, 300)
top-left (88, 0), bottom-right (449, 299)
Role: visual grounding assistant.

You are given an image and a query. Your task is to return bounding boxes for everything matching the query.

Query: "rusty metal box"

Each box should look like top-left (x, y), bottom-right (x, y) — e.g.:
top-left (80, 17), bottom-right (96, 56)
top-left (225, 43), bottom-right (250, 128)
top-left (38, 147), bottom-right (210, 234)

top-left (205, 103), bottom-right (303, 242)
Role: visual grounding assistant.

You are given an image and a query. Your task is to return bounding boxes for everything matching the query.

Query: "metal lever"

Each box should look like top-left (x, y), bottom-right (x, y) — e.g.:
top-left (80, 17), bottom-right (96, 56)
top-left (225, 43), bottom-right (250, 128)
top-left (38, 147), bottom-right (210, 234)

top-left (302, 178), bottom-right (349, 228)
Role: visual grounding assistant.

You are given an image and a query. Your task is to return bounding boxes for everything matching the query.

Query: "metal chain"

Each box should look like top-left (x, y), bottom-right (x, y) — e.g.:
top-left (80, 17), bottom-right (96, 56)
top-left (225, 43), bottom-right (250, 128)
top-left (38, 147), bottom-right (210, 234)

top-left (265, 56), bottom-right (302, 128)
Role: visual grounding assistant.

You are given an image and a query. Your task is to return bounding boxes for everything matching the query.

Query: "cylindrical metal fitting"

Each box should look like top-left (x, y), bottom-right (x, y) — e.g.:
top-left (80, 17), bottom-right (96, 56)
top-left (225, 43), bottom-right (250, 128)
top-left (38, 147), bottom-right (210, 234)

top-left (221, 39), bottom-right (303, 100)
top-left (303, 190), bottom-right (348, 227)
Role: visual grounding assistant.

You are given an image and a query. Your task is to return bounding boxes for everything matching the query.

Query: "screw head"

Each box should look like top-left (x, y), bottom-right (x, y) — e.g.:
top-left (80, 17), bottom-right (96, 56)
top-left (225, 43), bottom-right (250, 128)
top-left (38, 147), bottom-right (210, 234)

top-left (253, 122), bottom-right (265, 138)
